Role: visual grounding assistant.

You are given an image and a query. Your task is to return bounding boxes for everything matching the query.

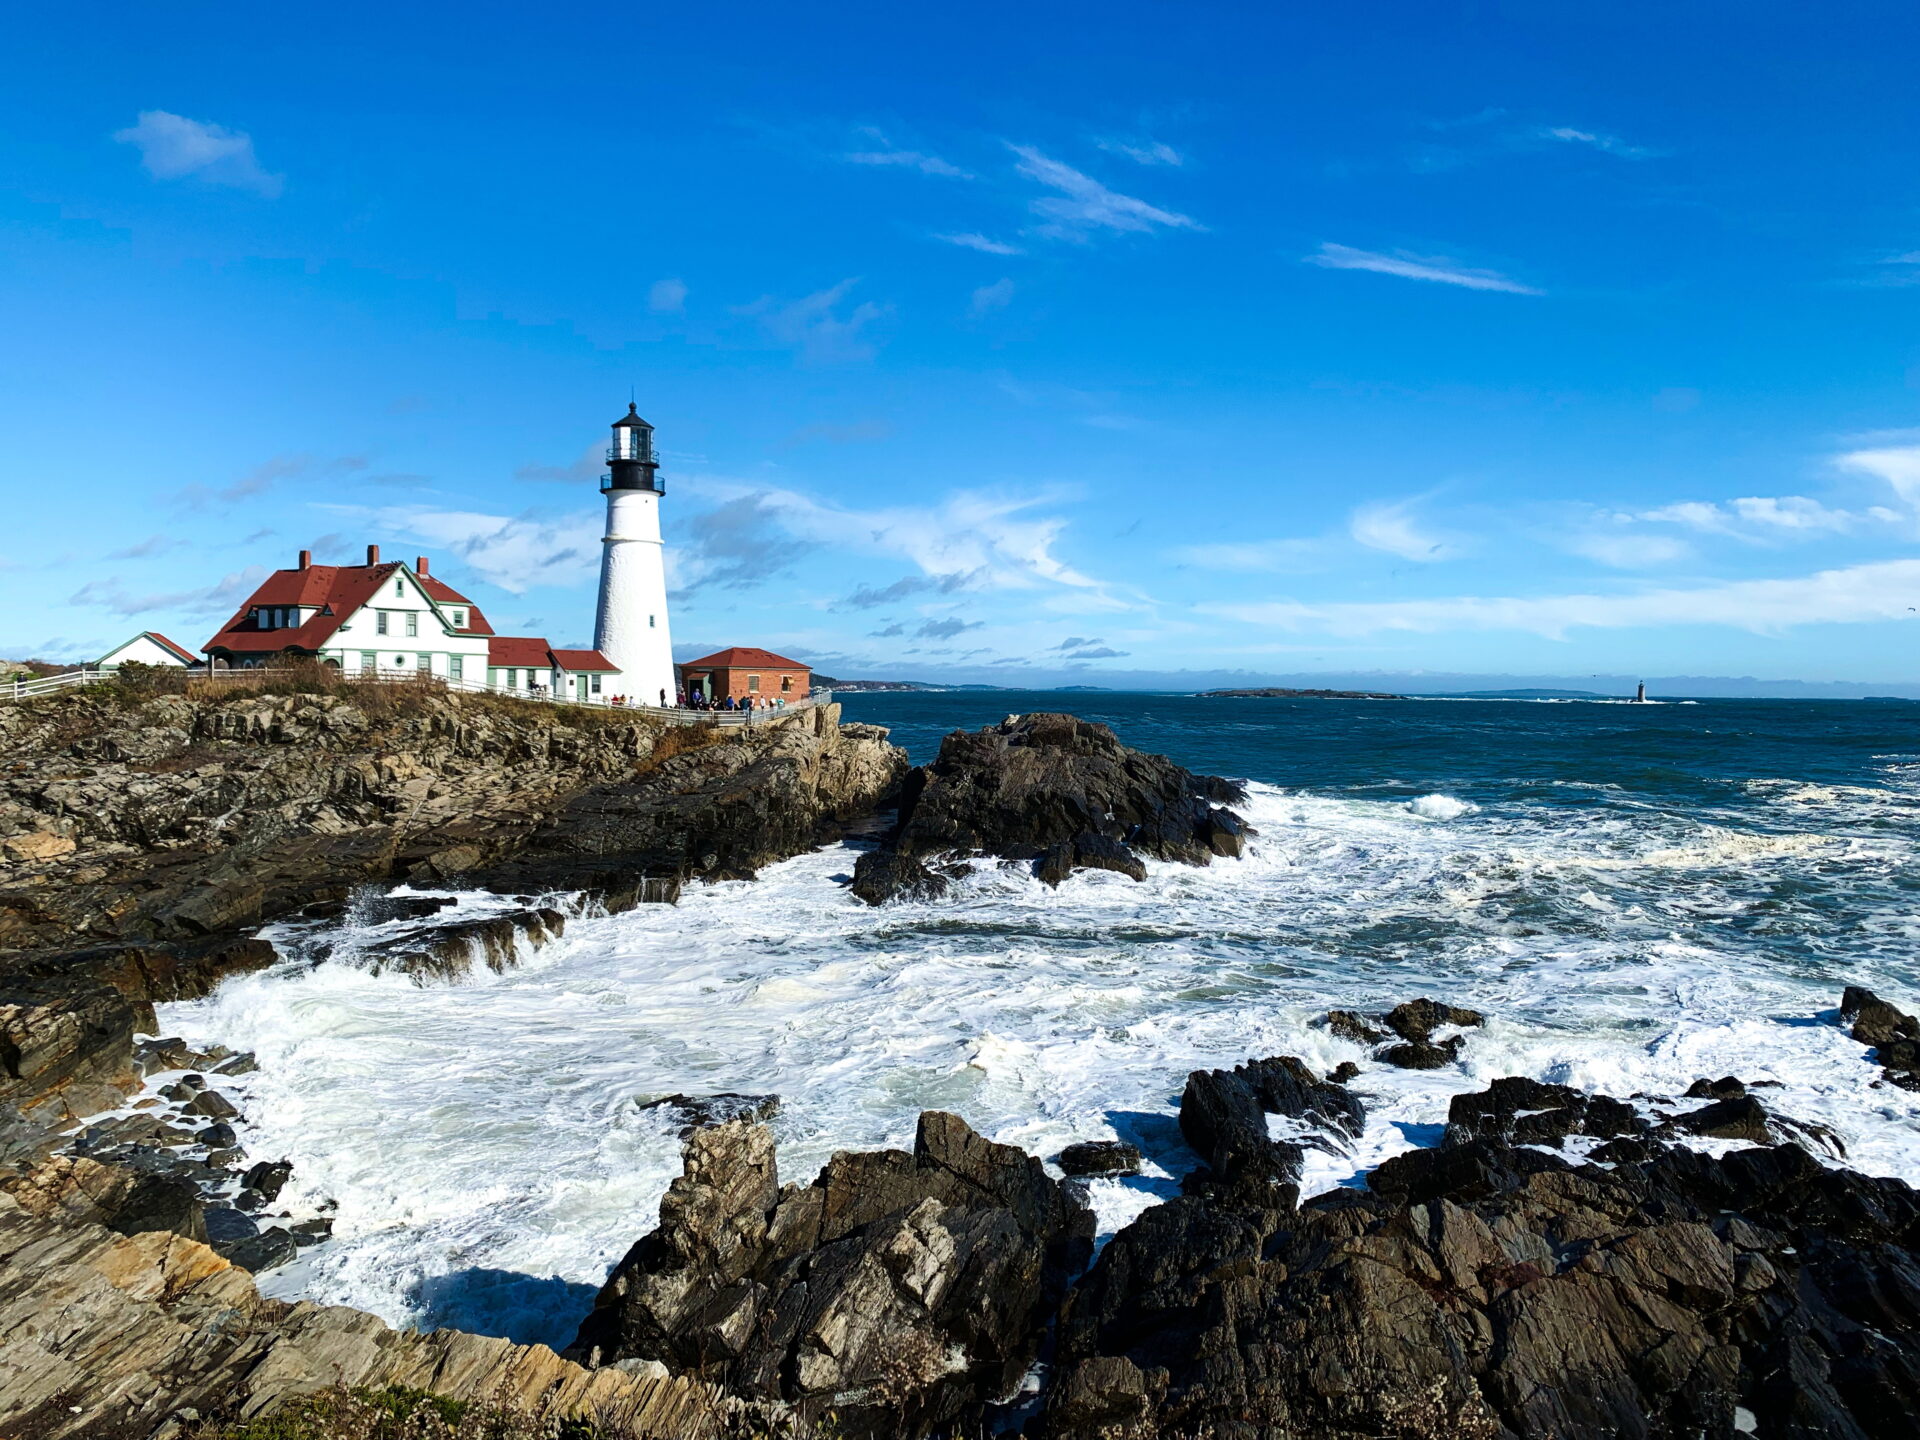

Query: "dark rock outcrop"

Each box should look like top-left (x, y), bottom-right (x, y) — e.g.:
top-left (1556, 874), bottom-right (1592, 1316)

top-left (1841, 985), bottom-right (1920, 1089)
top-left (569, 1110), bottom-right (1093, 1437)
top-left (635, 1091), bottom-right (781, 1137)
top-left (1179, 1055), bottom-right (1364, 1205)
top-left (851, 711), bottom-right (1249, 902)
top-left (1057, 1140), bottom-right (1141, 1177)
top-left (363, 906), bottom-right (566, 982)
top-left (1045, 1072), bottom-right (1920, 1440)
top-left (1322, 994), bottom-right (1486, 1070)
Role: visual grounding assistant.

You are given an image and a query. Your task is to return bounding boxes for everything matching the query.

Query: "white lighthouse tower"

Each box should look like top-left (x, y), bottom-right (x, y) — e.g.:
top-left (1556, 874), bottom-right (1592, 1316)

top-left (593, 404), bottom-right (675, 706)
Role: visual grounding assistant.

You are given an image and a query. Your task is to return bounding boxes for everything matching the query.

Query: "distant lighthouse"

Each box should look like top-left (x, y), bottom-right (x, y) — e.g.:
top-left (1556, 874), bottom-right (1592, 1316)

top-left (593, 404), bottom-right (675, 706)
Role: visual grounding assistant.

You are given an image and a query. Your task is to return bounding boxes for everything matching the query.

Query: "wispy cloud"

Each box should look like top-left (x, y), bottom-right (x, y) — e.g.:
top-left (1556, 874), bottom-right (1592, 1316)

top-left (1306, 243), bottom-right (1542, 295)
top-left (674, 495), bottom-right (816, 592)
top-left (936, 232), bottom-right (1025, 256)
top-left (737, 278), bottom-right (889, 364)
top-left (1637, 496), bottom-right (1874, 538)
top-left (1540, 126), bottom-right (1658, 159)
top-left (515, 444), bottom-right (604, 484)
top-left (1835, 442), bottom-right (1920, 505)
top-left (1562, 531), bottom-right (1694, 569)
top-left (1207, 559), bottom-right (1920, 640)
top-left (1350, 500), bottom-right (1468, 561)
top-left (648, 277), bottom-right (687, 313)
top-left (969, 278), bottom-right (1015, 316)
top-left (342, 506), bottom-right (603, 594)
top-left (170, 454), bottom-right (358, 512)
top-left (1095, 136), bottom-right (1183, 167)
top-left (71, 565), bottom-right (270, 618)
top-left (108, 534), bottom-right (186, 560)
top-left (113, 111), bottom-right (283, 197)
top-left (843, 570), bottom-right (982, 609)
top-left (916, 617), bottom-right (984, 640)
top-left (1176, 537), bottom-right (1330, 573)
top-left (1009, 144), bottom-right (1201, 240)
top-left (844, 128), bottom-right (972, 178)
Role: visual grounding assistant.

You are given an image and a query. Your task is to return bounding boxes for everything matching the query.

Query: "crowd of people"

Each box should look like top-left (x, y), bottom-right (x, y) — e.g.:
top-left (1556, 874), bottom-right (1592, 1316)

top-left (604, 688), bottom-right (795, 714)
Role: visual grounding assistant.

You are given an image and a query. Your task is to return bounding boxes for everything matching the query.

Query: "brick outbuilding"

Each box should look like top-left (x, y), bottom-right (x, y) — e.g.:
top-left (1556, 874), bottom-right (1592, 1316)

top-left (679, 647), bottom-right (811, 703)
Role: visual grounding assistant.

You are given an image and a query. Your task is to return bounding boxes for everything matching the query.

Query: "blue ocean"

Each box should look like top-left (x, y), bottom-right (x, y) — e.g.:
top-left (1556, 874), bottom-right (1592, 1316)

top-left (158, 691), bottom-right (1920, 1346)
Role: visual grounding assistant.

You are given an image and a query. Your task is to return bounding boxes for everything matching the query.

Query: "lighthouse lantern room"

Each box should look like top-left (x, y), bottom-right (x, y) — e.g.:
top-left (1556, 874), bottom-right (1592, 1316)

top-left (592, 403), bottom-right (676, 705)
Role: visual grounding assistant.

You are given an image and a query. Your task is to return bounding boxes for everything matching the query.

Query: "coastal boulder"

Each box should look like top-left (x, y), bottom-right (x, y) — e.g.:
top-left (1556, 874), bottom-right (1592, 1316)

top-left (569, 1110), bottom-right (1093, 1438)
top-left (852, 712), bottom-right (1250, 902)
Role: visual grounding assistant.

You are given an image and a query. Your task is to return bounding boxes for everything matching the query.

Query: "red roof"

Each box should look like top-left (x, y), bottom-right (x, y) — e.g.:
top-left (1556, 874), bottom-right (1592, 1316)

top-left (488, 636), bottom-right (554, 668)
top-left (681, 646), bottom-right (809, 670)
top-left (548, 648), bottom-right (619, 672)
top-left (204, 561), bottom-right (493, 656)
top-left (144, 632), bottom-right (199, 664)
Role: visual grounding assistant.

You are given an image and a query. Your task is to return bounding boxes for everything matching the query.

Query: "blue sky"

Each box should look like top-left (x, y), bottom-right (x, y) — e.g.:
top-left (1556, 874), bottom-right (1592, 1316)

top-left (6, 2), bottom-right (1920, 691)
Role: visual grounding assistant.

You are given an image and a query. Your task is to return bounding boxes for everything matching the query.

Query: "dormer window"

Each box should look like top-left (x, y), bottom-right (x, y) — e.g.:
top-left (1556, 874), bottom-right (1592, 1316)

top-left (450, 608), bottom-right (467, 628)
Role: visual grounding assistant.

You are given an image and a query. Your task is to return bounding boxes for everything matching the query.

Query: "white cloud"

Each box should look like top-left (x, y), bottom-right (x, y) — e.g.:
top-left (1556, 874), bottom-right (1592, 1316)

top-left (969, 278), bottom-right (1015, 316)
top-left (1637, 495), bottom-right (1869, 539)
top-left (1563, 531), bottom-right (1694, 568)
top-left (1540, 126), bottom-right (1656, 159)
top-left (1835, 443), bottom-right (1920, 506)
top-left (1206, 558), bottom-right (1920, 640)
top-left (648, 278), bottom-right (687, 313)
top-left (1350, 500), bottom-right (1466, 561)
top-left (358, 507), bottom-right (603, 594)
top-left (1175, 537), bottom-right (1329, 573)
top-left (1305, 243), bottom-right (1542, 295)
top-left (935, 232), bottom-right (1025, 255)
top-left (1009, 145), bottom-right (1200, 240)
top-left (1096, 137), bottom-right (1183, 166)
top-left (736, 279), bottom-right (889, 364)
top-left (113, 111), bottom-right (282, 196)
top-left (71, 565), bottom-right (270, 619)
top-left (844, 130), bottom-right (972, 178)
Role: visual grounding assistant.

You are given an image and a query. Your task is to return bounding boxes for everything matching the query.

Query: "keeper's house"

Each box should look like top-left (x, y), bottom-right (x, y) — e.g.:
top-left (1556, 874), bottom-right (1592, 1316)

top-left (202, 545), bottom-right (620, 700)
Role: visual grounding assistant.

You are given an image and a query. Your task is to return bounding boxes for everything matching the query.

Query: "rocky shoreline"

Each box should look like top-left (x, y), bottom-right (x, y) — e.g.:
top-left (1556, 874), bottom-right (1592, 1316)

top-left (4, 687), bottom-right (1920, 1438)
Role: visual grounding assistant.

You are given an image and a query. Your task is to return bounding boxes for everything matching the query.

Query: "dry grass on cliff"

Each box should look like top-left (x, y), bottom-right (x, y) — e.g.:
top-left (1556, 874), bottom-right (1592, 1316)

top-left (193, 1385), bottom-right (606, 1440)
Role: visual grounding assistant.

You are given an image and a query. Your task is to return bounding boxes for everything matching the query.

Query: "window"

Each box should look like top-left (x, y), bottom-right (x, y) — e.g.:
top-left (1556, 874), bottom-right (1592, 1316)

top-left (405, 612), bottom-right (418, 637)
top-left (748, 674), bottom-right (761, 693)
top-left (590, 674), bottom-right (602, 694)
top-left (649, 614), bottom-right (656, 628)
top-left (395, 579), bottom-right (404, 596)
top-left (450, 656), bottom-right (463, 680)
top-left (450, 608), bottom-right (466, 628)
top-left (377, 611), bottom-right (390, 636)
top-left (507, 668), bottom-right (517, 688)
top-left (781, 675), bottom-right (793, 692)
top-left (361, 652), bottom-right (375, 672)
top-left (395, 654), bottom-right (409, 667)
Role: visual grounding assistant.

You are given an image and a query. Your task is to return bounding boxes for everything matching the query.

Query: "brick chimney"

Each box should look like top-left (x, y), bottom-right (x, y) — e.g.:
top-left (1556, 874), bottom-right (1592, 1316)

top-left (297, 549), bottom-right (312, 570)
top-left (416, 556), bottom-right (430, 575)
top-left (366, 544), bottom-right (381, 565)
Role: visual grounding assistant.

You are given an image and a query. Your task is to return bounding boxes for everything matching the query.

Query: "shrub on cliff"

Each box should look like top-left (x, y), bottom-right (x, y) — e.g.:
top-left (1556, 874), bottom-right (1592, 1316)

top-left (196, 1385), bottom-right (604, 1440)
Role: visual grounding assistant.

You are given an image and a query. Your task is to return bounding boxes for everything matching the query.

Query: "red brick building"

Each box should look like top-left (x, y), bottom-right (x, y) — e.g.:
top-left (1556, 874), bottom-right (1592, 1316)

top-left (679, 647), bottom-right (810, 703)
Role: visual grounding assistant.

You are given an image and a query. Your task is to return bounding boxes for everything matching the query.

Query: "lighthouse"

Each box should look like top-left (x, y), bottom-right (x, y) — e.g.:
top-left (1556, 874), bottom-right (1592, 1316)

top-left (593, 404), bottom-right (675, 706)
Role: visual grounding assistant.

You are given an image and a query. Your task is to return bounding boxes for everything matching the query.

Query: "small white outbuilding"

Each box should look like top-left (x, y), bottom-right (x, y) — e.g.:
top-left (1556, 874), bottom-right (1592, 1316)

top-left (95, 632), bottom-right (201, 670)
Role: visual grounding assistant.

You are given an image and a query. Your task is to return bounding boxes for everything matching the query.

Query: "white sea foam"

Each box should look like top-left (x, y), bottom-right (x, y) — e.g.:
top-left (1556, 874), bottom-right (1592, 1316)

top-left (158, 779), bottom-right (1920, 1348)
top-left (1409, 794), bottom-right (1473, 821)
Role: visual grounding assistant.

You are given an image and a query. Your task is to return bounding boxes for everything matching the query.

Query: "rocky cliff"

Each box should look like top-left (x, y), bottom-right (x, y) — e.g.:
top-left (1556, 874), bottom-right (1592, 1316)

top-left (0, 683), bottom-right (904, 1129)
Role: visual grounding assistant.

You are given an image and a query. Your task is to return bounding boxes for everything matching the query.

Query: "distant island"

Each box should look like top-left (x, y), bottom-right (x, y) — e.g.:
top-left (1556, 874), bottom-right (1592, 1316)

top-left (813, 675), bottom-right (1012, 693)
top-left (1198, 687), bottom-right (1406, 700)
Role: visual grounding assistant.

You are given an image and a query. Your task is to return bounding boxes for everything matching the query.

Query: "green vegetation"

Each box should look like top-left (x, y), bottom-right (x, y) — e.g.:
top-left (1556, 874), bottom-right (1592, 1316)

top-left (196, 1385), bottom-right (607, 1440)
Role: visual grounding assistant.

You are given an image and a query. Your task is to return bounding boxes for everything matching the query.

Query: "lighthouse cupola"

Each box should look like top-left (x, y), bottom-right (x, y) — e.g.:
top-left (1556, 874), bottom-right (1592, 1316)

top-left (604, 404), bottom-right (662, 493)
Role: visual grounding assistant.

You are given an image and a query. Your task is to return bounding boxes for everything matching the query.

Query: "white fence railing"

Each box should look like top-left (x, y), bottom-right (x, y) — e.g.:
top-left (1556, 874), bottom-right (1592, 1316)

top-left (3, 668), bottom-right (106, 700)
top-left (2, 663), bottom-right (830, 728)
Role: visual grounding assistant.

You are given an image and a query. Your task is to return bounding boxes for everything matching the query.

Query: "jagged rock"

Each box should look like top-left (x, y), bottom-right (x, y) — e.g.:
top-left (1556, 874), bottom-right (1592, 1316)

top-left (1324, 1008), bottom-right (1387, 1045)
top-left (849, 850), bottom-right (952, 905)
top-left (365, 907), bottom-right (566, 982)
top-left (1057, 1140), bottom-right (1141, 1176)
top-left (851, 712), bottom-right (1249, 902)
top-left (1178, 1056), bottom-right (1362, 1205)
top-left (186, 1089), bottom-right (239, 1120)
top-left (569, 1111), bottom-right (1092, 1437)
top-left (354, 893), bottom-right (456, 924)
top-left (0, 1189), bottom-right (726, 1439)
top-left (1685, 1075), bottom-right (1749, 1099)
top-left (635, 1092), bottom-right (781, 1137)
top-left (0, 1154), bottom-right (206, 1241)
top-left (1046, 1071), bottom-right (1920, 1440)
top-left (1380, 1035), bottom-right (1464, 1069)
top-left (241, 1159), bottom-right (293, 1202)
top-left (1445, 1075), bottom-right (1642, 1148)
top-left (1384, 996), bottom-right (1485, 1042)
top-left (1841, 984), bottom-right (1920, 1047)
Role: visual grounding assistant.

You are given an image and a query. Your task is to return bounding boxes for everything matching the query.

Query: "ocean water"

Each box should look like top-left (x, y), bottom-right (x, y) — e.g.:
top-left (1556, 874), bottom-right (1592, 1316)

top-left (157, 691), bottom-right (1920, 1349)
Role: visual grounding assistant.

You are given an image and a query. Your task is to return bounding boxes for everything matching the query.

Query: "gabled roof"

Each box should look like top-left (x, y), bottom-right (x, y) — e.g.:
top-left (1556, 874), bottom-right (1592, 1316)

top-left (101, 631), bottom-right (199, 665)
top-left (487, 636), bottom-right (555, 668)
top-left (681, 646), bottom-right (809, 670)
top-left (549, 648), bottom-right (619, 672)
top-left (203, 561), bottom-right (493, 655)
